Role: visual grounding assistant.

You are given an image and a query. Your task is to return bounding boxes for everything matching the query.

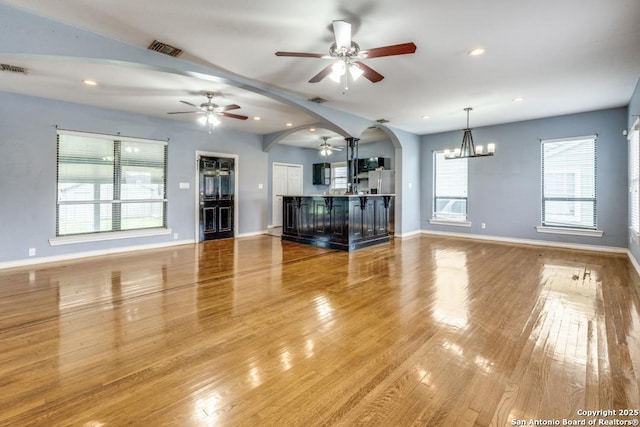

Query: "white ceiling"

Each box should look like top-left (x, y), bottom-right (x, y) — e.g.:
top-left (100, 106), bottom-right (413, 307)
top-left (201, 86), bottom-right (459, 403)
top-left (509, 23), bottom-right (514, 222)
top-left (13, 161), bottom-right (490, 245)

top-left (0, 0), bottom-right (639, 149)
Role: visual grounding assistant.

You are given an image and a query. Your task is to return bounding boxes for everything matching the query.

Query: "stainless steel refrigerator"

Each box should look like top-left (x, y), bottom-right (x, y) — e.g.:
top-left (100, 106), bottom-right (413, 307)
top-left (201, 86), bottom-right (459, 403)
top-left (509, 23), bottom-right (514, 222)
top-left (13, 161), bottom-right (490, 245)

top-left (368, 169), bottom-right (395, 194)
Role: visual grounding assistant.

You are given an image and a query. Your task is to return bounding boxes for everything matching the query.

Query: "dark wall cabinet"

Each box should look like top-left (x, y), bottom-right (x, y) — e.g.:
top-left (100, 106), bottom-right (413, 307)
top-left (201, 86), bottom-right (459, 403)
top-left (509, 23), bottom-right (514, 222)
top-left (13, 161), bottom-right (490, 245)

top-left (312, 163), bottom-right (331, 185)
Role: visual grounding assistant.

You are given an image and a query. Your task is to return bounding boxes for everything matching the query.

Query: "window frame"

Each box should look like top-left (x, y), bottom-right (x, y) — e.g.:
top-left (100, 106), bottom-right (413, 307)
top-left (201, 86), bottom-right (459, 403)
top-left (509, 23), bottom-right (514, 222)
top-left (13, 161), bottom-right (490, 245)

top-left (539, 134), bottom-right (599, 233)
top-left (430, 150), bottom-right (470, 226)
top-left (330, 161), bottom-right (348, 191)
top-left (630, 119), bottom-right (640, 235)
top-left (52, 129), bottom-right (169, 245)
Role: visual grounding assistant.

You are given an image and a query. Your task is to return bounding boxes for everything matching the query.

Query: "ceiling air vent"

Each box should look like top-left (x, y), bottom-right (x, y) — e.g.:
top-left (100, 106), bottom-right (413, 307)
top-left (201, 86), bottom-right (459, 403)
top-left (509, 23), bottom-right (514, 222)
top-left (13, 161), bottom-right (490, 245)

top-left (308, 97), bottom-right (328, 104)
top-left (0, 64), bottom-right (27, 74)
top-left (147, 40), bottom-right (183, 57)
top-left (376, 118), bottom-right (390, 124)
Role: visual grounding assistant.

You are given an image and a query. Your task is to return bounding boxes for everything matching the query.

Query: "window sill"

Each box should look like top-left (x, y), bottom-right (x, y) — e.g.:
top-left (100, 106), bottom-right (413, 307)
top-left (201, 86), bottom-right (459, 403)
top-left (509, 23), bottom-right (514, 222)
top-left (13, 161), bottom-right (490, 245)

top-left (49, 228), bottom-right (172, 246)
top-left (535, 226), bottom-right (603, 237)
top-left (429, 219), bottom-right (472, 227)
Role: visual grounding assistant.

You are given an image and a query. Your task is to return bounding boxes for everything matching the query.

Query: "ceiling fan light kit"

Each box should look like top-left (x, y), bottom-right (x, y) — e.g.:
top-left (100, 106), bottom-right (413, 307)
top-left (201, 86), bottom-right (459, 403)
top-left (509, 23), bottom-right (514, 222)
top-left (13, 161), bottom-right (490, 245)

top-left (167, 92), bottom-right (248, 133)
top-left (445, 108), bottom-right (496, 159)
top-left (318, 136), bottom-right (343, 156)
top-left (198, 112), bottom-right (221, 134)
top-left (275, 20), bottom-right (416, 92)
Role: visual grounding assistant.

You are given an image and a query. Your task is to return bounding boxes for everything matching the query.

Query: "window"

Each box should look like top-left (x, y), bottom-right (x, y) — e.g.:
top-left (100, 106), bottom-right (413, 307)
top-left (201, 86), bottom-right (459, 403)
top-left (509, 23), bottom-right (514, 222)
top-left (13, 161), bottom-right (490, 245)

top-left (433, 151), bottom-right (468, 221)
top-left (630, 120), bottom-right (640, 234)
top-left (541, 135), bottom-right (596, 229)
top-left (56, 130), bottom-right (167, 237)
top-left (331, 162), bottom-right (348, 191)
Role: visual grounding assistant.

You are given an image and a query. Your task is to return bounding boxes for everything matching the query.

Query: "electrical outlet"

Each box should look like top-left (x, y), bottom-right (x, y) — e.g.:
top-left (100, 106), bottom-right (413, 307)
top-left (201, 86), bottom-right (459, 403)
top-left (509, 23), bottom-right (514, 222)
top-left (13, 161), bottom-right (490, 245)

top-left (28, 248), bottom-right (36, 256)
top-left (173, 233), bottom-right (178, 240)
top-left (481, 223), bottom-right (486, 229)
top-left (258, 183), bottom-right (264, 190)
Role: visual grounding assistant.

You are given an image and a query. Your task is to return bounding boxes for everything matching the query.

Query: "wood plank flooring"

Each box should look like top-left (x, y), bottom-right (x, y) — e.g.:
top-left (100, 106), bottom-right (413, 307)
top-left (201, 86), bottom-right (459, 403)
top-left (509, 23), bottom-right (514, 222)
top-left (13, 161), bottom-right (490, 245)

top-left (1, 235), bottom-right (639, 426)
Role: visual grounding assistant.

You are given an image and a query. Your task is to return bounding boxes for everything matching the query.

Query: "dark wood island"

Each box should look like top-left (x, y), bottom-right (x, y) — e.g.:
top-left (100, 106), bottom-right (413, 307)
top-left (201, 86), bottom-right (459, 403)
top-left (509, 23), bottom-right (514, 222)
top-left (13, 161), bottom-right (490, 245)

top-left (281, 194), bottom-right (394, 251)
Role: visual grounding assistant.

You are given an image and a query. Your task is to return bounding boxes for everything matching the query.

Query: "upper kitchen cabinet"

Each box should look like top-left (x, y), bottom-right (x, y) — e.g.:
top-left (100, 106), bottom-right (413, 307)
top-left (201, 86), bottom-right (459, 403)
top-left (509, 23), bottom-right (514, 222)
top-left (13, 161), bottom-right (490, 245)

top-left (358, 157), bottom-right (391, 172)
top-left (312, 162), bottom-right (331, 186)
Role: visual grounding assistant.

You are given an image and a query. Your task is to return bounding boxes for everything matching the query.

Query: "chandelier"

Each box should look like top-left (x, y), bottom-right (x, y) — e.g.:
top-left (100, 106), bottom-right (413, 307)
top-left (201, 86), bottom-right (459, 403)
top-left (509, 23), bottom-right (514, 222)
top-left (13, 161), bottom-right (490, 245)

top-left (445, 107), bottom-right (495, 159)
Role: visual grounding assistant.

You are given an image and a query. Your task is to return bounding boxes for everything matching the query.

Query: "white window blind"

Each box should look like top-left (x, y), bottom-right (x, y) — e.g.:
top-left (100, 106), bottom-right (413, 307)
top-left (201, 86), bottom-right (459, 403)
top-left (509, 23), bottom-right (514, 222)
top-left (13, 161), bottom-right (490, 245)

top-left (433, 151), bottom-right (468, 221)
top-left (331, 162), bottom-right (348, 190)
top-left (57, 130), bottom-right (168, 236)
top-left (630, 122), bottom-right (640, 234)
top-left (541, 135), bottom-right (596, 229)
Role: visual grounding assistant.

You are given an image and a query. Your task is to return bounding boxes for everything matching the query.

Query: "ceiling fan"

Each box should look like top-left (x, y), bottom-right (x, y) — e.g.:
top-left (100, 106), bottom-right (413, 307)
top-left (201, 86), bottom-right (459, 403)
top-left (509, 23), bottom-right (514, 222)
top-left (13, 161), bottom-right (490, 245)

top-left (167, 92), bottom-right (248, 132)
top-left (275, 20), bottom-right (416, 92)
top-left (318, 137), bottom-right (343, 156)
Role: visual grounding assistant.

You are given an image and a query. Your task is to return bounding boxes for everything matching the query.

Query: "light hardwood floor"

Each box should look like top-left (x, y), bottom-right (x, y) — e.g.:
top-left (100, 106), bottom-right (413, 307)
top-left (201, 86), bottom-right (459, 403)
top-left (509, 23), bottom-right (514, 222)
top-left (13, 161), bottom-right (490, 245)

top-left (1, 235), bottom-right (639, 426)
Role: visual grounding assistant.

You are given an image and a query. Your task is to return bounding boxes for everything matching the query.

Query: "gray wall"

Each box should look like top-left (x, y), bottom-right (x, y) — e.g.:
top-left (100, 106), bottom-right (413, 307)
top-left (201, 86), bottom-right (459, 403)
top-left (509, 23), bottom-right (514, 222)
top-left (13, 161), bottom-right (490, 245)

top-left (421, 107), bottom-right (628, 248)
top-left (0, 91), bottom-right (268, 264)
top-left (391, 127), bottom-right (422, 236)
top-left (628, 78), bottom-right (640, 262)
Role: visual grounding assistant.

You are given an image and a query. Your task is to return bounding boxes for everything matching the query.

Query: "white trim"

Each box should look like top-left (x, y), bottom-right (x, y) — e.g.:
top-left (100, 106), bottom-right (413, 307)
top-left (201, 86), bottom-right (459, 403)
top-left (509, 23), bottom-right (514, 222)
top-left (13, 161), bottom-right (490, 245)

top-left (1, 239), bottom-right (194, 270)
top-left (535, 226), bottom-right (603, 237)
top-left (57, 128), bottom-right (168, 145)
top-left (50, 227), bottom-right (172, 246)
top-left (541, 134), bottom-right (597, 144)
top-left (195, 151), bottom-right (240, 242)
top-left (421, 229), bottom-right (626, 254)
top-left (627, 250), bottom-right (640, 279)
top-left (395, 229), bottom-right (422, 239)
top-left (272, 161), bottom-right (306, 168)
top-left (237, 230), bottom-right (268, 238)
top-left (429, 219), bottom-right (472, 227)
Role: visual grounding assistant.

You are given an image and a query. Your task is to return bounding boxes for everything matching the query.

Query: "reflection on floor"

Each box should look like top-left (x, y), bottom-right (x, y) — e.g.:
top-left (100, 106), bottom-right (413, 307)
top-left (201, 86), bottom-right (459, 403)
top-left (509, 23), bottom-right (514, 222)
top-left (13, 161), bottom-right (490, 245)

top-left (0, 235), bottom-right (638, 426)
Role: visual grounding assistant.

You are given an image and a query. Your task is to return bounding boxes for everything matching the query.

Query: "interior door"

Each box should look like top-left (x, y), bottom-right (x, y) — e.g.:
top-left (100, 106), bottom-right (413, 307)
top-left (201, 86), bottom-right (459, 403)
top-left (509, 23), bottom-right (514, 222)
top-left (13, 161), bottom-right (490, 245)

top-left (287, 166), bottom-right (303, 194)
top-left (272, 164), bottom-right (303, 228)
top-left (199, 156), bottom-right (235, 241)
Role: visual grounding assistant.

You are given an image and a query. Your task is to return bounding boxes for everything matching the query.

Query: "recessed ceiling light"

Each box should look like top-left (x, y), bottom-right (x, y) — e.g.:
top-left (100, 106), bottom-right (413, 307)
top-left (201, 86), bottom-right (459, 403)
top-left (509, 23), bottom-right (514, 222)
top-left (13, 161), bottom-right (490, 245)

top-left (309, 128), bottom-right (316, 132)
top-left (83, 79), bottom-right (98, 86)
top-left (513, 97), bottom-right (525, 102)
top-left (468, 48), bottom-right (485, 56)
top-left (285, 123), bottom-right (293, 127)
top-left (421, 114), bottom-right (431, 119)
top-left (253, 116), bottom-right (261, 121)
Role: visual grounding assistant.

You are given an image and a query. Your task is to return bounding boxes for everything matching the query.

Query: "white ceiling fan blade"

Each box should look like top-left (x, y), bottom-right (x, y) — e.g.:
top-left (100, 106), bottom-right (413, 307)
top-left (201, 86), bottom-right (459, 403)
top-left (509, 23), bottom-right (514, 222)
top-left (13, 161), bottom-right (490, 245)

top-left (332, 20), bottom-right (351, 50)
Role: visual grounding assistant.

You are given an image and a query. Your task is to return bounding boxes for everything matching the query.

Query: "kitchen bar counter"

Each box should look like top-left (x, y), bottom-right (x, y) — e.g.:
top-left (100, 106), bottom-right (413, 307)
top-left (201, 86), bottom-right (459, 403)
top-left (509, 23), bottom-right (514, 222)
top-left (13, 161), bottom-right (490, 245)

top-left (280, 194), bottom-right (394, 251)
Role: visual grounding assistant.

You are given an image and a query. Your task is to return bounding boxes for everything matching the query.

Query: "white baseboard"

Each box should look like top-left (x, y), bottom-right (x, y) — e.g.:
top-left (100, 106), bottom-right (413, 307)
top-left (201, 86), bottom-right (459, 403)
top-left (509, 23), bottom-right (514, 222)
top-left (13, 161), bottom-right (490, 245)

top-left (627, 250), bottom-right (640, 279)
top-left (0, 239), bottom-right (195, 270)
top-left (237, 230), bottom-right (269, 238)
top-left (420, 229), bottom-right (627, 254)
top-left (395, 230), bottom-right (422, 239)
